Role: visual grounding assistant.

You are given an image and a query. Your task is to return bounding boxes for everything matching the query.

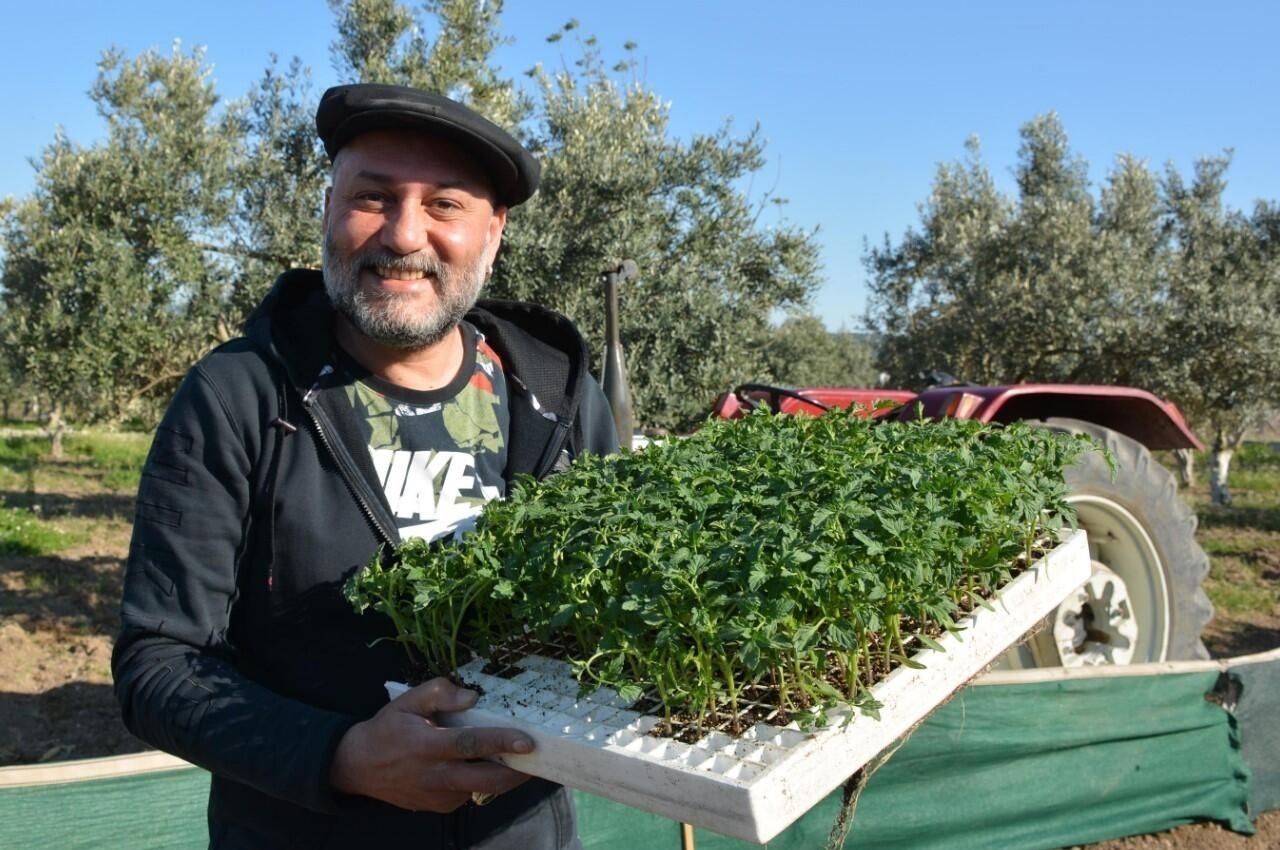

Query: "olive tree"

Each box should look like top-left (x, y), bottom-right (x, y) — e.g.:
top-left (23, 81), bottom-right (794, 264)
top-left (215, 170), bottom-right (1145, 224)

top-left (499, 39), bottom-right (820, 429)
top-left (1, 1), bottom-right (833, 437)
top-left (866, 114), bottom-right (1167, 388)
top-left (759, 316), bottom-right (878, 389)
top-left (863, 135), bottom-right (1013, 386)
top-left (222, 56), bottom-right (329, 331)
top-left (329, 0), bottom-right (527, 128)
top-left (0, 45), bottom-right (334, 443)
top-left (0, 46), bottom-right (239, 452)
top-left (865, 114), bottom-right (1280, 501)
top-left (1160, 159), bottom-right (1280, 504)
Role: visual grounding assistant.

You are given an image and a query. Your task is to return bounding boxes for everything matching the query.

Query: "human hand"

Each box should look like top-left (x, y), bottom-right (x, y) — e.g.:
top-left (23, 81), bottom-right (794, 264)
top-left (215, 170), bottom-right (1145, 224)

top-left (329, 677), bottom-right (535, 812)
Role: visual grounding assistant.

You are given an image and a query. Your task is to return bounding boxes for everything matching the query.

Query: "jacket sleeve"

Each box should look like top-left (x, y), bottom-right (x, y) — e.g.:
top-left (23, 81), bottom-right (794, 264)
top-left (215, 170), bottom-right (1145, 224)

top-left (112, 357), bottom-right (359, 813)
top-left (571, 374), bottom-right (621, 458)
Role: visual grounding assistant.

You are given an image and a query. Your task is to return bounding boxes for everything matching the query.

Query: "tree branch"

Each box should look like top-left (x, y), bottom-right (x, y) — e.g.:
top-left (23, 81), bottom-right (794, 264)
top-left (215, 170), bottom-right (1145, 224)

top-left (193, 240), bottom-right (305, 267)
top-left (125, 370), bottom-right (192, 408)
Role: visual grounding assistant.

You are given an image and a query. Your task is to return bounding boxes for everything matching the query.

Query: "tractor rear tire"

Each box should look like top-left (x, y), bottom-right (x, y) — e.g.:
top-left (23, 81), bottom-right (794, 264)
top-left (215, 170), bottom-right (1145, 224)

top-left (1003, 418), bottom-right (1212, 668)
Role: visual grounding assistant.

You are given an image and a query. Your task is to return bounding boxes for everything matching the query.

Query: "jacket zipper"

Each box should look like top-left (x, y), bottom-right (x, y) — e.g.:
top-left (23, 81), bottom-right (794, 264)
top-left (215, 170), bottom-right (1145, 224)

top-left (534, 419), bottom-right (574, 478)
top-left (299, 385), bottom-right (399, 547)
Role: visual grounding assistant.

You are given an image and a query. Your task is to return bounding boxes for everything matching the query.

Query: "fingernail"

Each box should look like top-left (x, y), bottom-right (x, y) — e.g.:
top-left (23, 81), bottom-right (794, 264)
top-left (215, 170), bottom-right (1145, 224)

top-left (458, 689), bottom-right (478, 708)
top-left (511, 737), bottom-right (534, 754)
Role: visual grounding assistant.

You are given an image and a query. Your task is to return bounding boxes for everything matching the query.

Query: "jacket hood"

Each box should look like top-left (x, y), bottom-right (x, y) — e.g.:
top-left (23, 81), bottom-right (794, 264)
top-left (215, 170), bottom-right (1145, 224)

top-left (243, 269), bottom-right (333, 389)
top-left (242, 268), bottom-right (595, 421)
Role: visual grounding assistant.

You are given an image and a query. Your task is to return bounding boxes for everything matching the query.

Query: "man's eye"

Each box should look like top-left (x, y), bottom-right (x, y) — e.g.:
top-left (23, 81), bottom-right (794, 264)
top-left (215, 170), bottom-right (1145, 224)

top-left (354, 192), bottom-right (388, 204)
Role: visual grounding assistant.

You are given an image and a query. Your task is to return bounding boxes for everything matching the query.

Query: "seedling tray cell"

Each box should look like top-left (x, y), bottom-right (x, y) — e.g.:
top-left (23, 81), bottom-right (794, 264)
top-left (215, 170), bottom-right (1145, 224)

top-left (386, 529), bottom-right (1091, 844)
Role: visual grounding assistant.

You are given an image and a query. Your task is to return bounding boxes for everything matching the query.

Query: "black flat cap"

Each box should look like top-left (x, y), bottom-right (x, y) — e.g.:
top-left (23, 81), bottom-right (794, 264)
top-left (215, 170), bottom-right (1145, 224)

top-left (316, 83), bottom-right (540, 207)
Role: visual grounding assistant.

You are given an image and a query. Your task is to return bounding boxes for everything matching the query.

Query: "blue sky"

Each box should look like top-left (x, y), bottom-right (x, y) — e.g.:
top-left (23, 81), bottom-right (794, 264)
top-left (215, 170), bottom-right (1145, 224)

top-left (3, 1), bottom-right (1278, 329)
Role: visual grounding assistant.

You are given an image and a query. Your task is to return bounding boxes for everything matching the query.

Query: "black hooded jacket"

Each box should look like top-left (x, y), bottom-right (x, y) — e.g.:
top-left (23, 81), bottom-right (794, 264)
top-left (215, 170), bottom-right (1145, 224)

top-left (112, 269), bottom-right (618, 847)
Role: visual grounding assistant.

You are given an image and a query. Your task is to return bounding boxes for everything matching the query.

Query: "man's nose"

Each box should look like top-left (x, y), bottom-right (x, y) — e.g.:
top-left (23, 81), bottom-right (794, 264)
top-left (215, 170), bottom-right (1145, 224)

top-left (381, 202), bottom-right (431, 255)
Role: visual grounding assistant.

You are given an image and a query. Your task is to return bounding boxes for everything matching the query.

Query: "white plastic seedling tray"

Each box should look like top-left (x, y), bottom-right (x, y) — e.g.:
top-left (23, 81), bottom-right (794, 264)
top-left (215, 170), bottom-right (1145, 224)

top-left (386, 529), bottom-right (1091, 844)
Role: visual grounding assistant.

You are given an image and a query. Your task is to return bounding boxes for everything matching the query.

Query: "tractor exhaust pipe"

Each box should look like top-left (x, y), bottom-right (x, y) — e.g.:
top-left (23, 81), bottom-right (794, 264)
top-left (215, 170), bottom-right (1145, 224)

top-left (602, 260), bottom-right (638, 449)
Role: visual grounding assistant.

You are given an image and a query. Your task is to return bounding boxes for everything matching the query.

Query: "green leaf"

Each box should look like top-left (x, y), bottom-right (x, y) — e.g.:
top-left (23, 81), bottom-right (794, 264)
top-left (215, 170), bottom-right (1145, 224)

top-left (792, 624), bottom-right (819, 652)
top-left (916, 633), bottom-right (947, 653)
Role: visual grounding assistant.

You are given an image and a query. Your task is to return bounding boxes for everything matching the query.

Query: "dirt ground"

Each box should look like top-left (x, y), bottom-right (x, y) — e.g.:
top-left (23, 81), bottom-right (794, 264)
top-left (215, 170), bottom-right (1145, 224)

top-left (0, 486), bottom-right (143, 766)
top-left (1072, 811), bottom-right (1280, 850)
top-left (1, 457), bottom-right (1277, 848)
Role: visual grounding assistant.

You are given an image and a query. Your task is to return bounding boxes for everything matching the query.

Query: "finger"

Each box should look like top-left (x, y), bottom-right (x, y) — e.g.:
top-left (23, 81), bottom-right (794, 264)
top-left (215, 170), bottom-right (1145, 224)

top-left (423, 726), bottom-right (535, 761)
top-left (411, 791), bottom-right (473, 814)
top-left (428, 761), bottom-right (533, 797)
top-left (393, 677), bottom-right (479, 716)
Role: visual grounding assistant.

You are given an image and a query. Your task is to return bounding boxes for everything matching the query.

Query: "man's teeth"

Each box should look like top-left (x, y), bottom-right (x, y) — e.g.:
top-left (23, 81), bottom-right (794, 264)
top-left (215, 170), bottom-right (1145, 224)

top-left (374, 267), bottom-right (427, 280)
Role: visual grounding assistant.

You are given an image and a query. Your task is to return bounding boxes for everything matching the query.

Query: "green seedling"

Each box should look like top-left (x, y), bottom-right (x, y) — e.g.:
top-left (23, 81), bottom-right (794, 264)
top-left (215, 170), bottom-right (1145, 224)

top-left (348, 408), bottom-right (1089, 732)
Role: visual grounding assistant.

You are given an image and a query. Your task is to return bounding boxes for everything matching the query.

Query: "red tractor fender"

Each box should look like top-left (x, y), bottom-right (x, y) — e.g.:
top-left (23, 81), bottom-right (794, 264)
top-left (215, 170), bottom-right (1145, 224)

top-left (710, 387), bottom-right (917, 420)
top-left (711, 384), bottom-right (1202, 452)
top-left (901, 385), bottom-right (1204, 452)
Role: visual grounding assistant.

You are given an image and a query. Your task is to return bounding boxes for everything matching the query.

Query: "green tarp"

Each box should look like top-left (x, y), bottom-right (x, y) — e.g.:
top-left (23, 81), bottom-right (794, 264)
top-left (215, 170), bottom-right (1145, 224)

top-left (579, 671), bottom-right (1253, 849)
top-left (1233, 655), bottom-right (1280, 813)
top-left (0, 766), bottom-right (210, 850)
top-left (0, 666), bottom-right (1262, 849)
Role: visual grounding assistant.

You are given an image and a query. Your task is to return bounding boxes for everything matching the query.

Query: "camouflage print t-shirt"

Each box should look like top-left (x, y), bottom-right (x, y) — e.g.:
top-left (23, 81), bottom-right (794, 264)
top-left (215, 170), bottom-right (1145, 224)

top-left (338, 321), bottom-right (509, 543)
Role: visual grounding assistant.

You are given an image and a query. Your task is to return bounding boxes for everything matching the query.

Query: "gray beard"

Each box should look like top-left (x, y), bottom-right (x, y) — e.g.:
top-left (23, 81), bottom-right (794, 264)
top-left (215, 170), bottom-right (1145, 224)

top-left (322, 234), bottom-right (487, 351)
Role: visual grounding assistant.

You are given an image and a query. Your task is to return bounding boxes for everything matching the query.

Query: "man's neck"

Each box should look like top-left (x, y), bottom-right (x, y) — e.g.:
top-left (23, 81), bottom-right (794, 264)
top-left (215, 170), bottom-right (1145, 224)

top-left (334, 315), bottom-right (465, 391)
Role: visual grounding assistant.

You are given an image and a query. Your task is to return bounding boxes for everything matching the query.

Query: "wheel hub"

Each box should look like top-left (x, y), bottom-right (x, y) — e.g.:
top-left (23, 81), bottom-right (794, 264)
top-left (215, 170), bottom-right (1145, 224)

top-left (1050, 562), bottom-right (1140, 666)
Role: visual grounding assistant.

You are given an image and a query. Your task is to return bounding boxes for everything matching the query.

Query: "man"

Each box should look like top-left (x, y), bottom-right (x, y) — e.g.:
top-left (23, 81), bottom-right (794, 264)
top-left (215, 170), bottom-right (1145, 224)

top-left (112, 84), bottom-right (617, 849)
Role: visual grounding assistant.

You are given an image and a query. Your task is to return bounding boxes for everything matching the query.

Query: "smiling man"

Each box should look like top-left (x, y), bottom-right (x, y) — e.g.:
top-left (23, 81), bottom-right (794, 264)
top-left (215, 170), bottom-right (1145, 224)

top-left (112, 84), bottom-right (617, 850)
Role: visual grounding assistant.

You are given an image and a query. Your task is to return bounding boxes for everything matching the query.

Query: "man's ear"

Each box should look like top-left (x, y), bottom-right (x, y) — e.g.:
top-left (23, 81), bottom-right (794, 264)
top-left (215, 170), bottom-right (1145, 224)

top-left (484, 205), bottom-right (508, 266)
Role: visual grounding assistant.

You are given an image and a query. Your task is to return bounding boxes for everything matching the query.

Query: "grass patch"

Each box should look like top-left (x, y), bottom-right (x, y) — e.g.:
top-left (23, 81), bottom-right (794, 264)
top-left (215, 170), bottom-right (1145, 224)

top-left (1217, 468), bottom-right (1280, 502)
top-left (0, 460), bottom-right (36, 492)
top-left (63, 432), bottom-right (151, 491)
top-left (0, 505), bottom-right (77, 556)
top-left (0, 431), bottom-right (151, 494)
top-left (1170, 444), bottom-right (1280, 626)
top-left (1208, 581), bottom-right (1279, 618)
top-left (1200, 505), bottom-right (1280, 533)
top-left (0, 419), bottom-right (44, 431)
top-left (1194, 469), bottom-right (1280, 532)
top-left (0, 436), bottom-right (45, 465)
top-left (1203, 538), bottom-right (1280, 617)
top-left (1236, 441), bottom-right (1280, 470)
top-left (1201, 531), bottom-right (1276, 557)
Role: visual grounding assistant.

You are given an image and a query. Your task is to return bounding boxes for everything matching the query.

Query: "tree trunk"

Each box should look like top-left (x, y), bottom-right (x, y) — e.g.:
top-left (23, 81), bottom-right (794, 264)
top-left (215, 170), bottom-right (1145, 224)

top-left (1208, 448), bottom-right (1233, 506)
top-left (213, 316), bottom-right (235, 344)
top-left (1208, 424), bottom-right (1249, 507)
top-left (48, 402), bottom-right (65, 461)
top-left (1173, 448), bottom-right (1196, 487)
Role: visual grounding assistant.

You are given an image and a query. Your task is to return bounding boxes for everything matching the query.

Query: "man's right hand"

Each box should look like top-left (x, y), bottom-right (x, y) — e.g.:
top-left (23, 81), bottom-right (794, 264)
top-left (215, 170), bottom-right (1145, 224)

top-left (329, 677), bottom-right (535, 813)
